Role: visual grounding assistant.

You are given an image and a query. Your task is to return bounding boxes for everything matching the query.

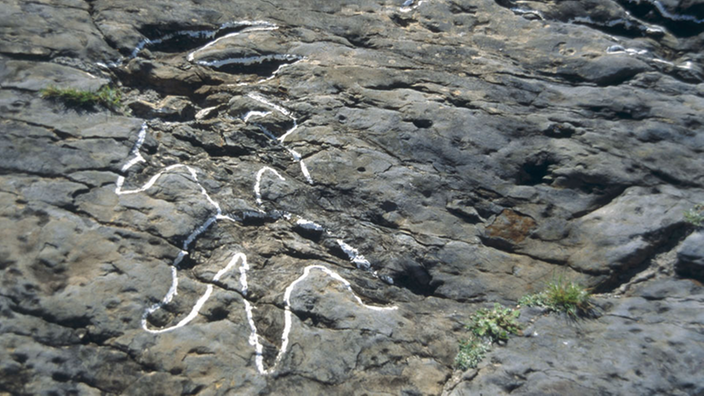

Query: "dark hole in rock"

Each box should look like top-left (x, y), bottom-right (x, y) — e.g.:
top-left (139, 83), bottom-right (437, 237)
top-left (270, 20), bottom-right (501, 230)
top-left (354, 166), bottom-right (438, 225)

top-left (421, 22), bottom-right (444, 33)
top-left (544, 123), bottom-right (575, 138)
top-left (79, 328), bottom-right (113, 346)
top-left (177, 254), bottom-right (198, 270)
top-left (50, 314), bottom-right (91, 329)
top-left (241, 210), bottom-right (279, 226)
top-left (357, 166), bottom-right (366, 172)
top-left (294, 224), bottom-right (325, 241)
top-left (205, 306), bottom-right (229, 322)
top-left (12, 353), bottom-right (28, 364)
top-left (381, 201), bottom-right (398, 212)
top-left (412, 119), bottom-right (433, 128)
top-left (516, 155), bottom-right (556, 186)
top-left (345, 33), bottom-right (375, 48)
top-left (390, 13), bottom-right (413, 27)
top-left (51, 372), bottom-right (71, 382)
top-left (391, 261), bottom-right (438, 296)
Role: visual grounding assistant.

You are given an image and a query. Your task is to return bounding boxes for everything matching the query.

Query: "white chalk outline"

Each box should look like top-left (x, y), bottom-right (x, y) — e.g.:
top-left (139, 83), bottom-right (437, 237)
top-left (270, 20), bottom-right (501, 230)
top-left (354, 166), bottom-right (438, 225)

top-left (112, 18), bottom-right (397, 375)
top-left (400, 0), bottom-right (425, 13)
top-left (187, 21), bottom-right (279, 62)
top-left (604, 44), bottom-right (694, 71)
top-left (116, 122), bottom-right (396, 374)
top-left (245, 92), bottom-right (313, 184)
top-left (255, 166), bottom-right (286, 206)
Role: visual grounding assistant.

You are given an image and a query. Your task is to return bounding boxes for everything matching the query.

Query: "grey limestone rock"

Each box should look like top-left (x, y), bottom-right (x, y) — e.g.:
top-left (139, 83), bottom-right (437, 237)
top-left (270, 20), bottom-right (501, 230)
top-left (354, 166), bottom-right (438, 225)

top-left (1, 0), bottom-right (703, 394)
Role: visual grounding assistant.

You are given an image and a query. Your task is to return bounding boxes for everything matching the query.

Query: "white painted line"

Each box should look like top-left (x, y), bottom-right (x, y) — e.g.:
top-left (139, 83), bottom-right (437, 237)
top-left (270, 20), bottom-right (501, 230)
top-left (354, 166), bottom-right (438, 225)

top-left (254, 167), bottom-right (286, 206)
top-left (336, 240), bottom-right (372, 270)
top-left (111, 20), bottom-right (400, 375)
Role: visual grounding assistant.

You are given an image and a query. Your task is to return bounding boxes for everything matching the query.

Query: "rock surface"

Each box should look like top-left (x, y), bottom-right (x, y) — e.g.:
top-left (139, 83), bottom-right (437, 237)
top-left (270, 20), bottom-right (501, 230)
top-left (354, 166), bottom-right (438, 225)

top-left (1, 0), bottom-right (703, 394)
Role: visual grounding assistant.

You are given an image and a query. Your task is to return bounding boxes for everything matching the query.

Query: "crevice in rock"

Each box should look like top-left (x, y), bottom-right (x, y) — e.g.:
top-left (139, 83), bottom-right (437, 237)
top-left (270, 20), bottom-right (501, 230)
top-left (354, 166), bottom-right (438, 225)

top-left (390, 13), bottom-right (414, 28)
top-left (282, 248), bottom-right (328, 261)
top-left (615, 0), bottom-right (704, 37)
top-left (648, 168), bottom-right (702, 188)
top-left (240, 210), bottom-right (281, 226)
top-left (293, 309), bottom-right (337, 328)
top-left (0, 52), bottom-right (54, 62)
top-left (443, 96), bottom-right (482, 110)
top-left (493, 0), bottom-right (665, 39)
top-left (4, 294), bottom-right (92, 331)
top-left (136, 24), bottom-right (220, 54)
top-left (569, 185), bottom-right (628, 219)
top-left (199, 55), bottom-right (304, 77)
top-left (594, 222), bottom-right (691, 293)
top-left (343, 33), bottom-right (379, 49)
top-left (172, 129), bottom-right (251, 157)
top-left (0, 117), bottom-right (77, 140)
top-left (543, 123), bottom-right (576, 138)
top-left (569, 17), bottom-right (653, 39)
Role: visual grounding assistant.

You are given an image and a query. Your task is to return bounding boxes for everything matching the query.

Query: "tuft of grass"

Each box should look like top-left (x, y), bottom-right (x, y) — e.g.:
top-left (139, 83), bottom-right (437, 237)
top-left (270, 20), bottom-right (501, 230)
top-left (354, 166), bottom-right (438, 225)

top-left (455, 304), bottom-right (522, 370)
top-left (519, 275), bottom-right (592, 317)
top-left (40, 85), bottom-right (121, 111)
top-left (684, 204), bottom-right (704, 227)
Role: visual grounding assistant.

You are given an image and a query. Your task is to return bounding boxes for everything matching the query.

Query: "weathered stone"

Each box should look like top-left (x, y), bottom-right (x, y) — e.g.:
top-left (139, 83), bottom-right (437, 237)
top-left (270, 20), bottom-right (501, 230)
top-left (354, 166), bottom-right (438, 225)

top-left (1, 0), bottom-right (703, 393)
top-left (676, 231), bottom-right (704, 281)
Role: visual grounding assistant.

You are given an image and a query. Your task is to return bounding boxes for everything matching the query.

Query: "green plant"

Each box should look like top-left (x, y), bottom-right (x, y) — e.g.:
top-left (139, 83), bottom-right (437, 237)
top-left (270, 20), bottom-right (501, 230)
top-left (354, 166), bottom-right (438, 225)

top-left (519, 275), bottom-right (592, 317)
top-left (455, 304), bottom-right (522, 370)
top-left (40, 85), bottom-right (121, 111)
top-left (684, 204), bottom-right (704, 227)
top-left (468, 303), bottom-right (522, 342)
top-left (455, 337), bottom-right (489, 370)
